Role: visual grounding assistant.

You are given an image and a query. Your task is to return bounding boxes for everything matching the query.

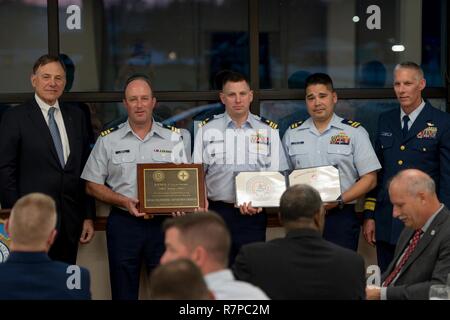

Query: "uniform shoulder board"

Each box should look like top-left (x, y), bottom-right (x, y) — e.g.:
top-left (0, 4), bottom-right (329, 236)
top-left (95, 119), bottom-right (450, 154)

top-left (290, 120), bottom-right (304, 129)
top-left (260, 116), bottom-right (278, 129)
top-left (341, 119), bottom-right (361, 128)
top-left (100, 125), bottom-right (119, 137)
top-left (162, 123), bottom-right (181, 134)
top-left (198, 117), bottom-right (212, 128)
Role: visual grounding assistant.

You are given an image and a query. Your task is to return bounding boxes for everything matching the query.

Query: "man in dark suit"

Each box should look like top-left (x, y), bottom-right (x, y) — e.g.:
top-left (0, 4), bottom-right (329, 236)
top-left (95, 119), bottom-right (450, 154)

top-left (232, 184), bottom-right (366, 300)
top-left (0, 193), bottom-right (91, 300)
top-left (366, 169), bottom-right (450, 300)
top-left (363, 61), bottom-right (450, 272)
top-left (0, 54), bottom-right (94, 264)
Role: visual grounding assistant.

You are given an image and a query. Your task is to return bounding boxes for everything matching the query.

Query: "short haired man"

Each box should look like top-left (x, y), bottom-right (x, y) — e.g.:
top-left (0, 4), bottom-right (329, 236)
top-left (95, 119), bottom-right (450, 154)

top-left (366, 169), bottom-right (450, 300)
top-left (149, 258), bottom-right (212, 300)
top-left (0, 193), bottom-right (91, 300)
top-left (0, 54), bottom-right (95, 264)
top-left (81, 75), bottom-right (189, 300)
top-left (363, 62), bottom-right (450, 272)
top-left (233, 184), bottom-right (366, 299)
top-left (283, 73), bottom-right (381, 251)
top-left (160, 211), bottom-right (269, 300)
top-left (193, 71), bottom-right (289, 264)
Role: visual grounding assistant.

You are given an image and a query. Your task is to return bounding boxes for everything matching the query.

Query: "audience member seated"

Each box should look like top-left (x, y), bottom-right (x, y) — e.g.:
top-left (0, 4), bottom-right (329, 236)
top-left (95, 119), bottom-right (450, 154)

top-left (366, 169), bottom-right (450, 300)
top-left (149, 258), bottom-right (213, 300)
top-left (0, 193), bottom-right (91, 300)
top-left (232, 184), bottom-right (366, 299)
top-left (160, 212), bottom-right (269, 300)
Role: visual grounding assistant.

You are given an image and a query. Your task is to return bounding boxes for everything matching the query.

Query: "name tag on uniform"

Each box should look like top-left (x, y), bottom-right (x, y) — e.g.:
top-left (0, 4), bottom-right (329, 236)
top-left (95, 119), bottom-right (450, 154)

top-left (380, 132), bottom-right (392, 137)
top-left (153, 149), bottom-right (173, 162)
top-left (115, 149), bottom-right (130, 154)
top-left (291, 141), bottom-right (304, 145)
top-left (329, 132), bottom-right (350, 145)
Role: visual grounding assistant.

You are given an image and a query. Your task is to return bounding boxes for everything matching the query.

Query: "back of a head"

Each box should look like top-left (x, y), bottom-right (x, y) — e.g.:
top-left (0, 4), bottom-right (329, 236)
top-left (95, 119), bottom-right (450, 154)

top-left (9, 193), bottom-right (57, 248)
top-left (221, 71), bottom-right (250, 90)
top-left (304, 73), bottom-right (334, 91)
top-left (163, 211), bottom-right (231, 266)
top-left (149, 258), bottom-right (211, 300)
top-left (279, 184), bottom-right (323, 223)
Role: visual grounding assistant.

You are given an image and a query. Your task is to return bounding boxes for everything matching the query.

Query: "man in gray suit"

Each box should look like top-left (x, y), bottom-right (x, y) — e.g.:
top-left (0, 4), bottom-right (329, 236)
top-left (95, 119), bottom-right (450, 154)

top-left (366, 169), bottom-right (450, 300)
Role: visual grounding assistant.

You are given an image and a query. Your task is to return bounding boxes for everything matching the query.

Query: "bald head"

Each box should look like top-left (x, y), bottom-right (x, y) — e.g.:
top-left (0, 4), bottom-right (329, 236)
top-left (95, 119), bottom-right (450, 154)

top-left (389, 169), bottom-right (441, 229)
top-left (7, 193), bottom-right (57, 251)
top-left (390, 169), bottom-right (436, 196)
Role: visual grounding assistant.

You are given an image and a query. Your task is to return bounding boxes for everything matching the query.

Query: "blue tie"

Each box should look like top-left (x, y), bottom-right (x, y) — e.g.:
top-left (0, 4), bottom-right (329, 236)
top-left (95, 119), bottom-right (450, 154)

top-left (402, 115), bottom-right (410, 138)
top-left (48, 107), bottom-right (65, 167)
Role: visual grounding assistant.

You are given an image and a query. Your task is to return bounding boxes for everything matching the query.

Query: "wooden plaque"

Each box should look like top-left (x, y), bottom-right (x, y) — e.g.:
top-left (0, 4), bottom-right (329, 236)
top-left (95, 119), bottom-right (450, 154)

top-left (137, 163), bottom-right (206, 213)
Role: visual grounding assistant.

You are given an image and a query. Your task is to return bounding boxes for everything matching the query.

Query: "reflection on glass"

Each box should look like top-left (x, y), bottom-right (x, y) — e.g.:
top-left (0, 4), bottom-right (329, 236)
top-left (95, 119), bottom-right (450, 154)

top-left (91, 100), bottom-right (222, 154)
top-left (0, 1), bottom-right (48, 93)
top-left (261, 99), bottom-right (449, 141)
top-left (260, 0), bottom-right (445, 89)
top-left (59, 0), bottom-right (249, 92)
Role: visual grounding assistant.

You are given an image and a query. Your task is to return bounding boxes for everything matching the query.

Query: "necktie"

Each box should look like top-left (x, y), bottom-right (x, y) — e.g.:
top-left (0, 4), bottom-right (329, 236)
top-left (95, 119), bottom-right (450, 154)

top-left (402, 115), bottom-right (410, 138)
top-left (382, 229), bottom-right (423, 287)
top-left (48, 107), bottom-right (65, 167)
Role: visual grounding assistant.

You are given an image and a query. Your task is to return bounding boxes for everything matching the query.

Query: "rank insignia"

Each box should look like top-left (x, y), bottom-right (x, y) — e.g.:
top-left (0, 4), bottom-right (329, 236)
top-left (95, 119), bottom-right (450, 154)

top-left (260, 117), bottom-right (278, 129)
top-left (342, 119), bottom-right (361, 128)
top-left (290, 120), bottom-right (304, 129)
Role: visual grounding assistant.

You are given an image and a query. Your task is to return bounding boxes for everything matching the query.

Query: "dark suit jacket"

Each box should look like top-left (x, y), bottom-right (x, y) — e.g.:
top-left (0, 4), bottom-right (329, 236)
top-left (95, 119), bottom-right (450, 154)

top-left (0, 99), bottom-right (94, 244)
top-left (365, 102), bottom-right (450, 244)
top-left (382, 206), bottom-right (450, 300)
top-left (232, 228), bottom-right (366, 300)
top-left (0, 252), bottom-right (91, 299)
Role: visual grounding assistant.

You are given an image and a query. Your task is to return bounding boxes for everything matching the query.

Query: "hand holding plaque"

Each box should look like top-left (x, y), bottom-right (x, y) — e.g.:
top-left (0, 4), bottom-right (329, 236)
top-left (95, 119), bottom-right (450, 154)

top-left (235, 166), bottom-right (341, 207)
top-left (137, 163), bottom-right (206, 214)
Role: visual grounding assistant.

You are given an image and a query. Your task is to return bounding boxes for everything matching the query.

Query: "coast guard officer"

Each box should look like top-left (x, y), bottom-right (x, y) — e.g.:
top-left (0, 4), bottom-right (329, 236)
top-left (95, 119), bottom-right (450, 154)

top-left (363, 62), bottom-right (450, 272)
top-left (283, 73), bottom-right (381, 251)
top-left (193, 71), bottom-right (289, 264)
top-left (81, 75), bottom-right (189, 300)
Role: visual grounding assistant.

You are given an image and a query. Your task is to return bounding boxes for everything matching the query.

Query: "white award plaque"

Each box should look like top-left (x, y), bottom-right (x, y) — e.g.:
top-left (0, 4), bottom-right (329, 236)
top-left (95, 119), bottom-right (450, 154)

top-left (235, 172), bottom-right (286, 207)
top-left (288, 165), bottom-right (341, 202)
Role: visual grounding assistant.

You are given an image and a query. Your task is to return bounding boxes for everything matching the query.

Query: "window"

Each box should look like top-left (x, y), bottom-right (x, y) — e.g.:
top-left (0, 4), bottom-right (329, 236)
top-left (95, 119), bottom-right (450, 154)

top-left (0, 1), bottom-right (48, 93)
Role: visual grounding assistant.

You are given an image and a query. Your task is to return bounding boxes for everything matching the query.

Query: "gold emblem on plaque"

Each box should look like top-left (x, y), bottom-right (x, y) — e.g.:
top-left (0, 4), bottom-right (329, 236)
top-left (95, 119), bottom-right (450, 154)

top-left (177, 170), bottom-right (190, 182)
top-left (153, 171), bottom-right (165, 182)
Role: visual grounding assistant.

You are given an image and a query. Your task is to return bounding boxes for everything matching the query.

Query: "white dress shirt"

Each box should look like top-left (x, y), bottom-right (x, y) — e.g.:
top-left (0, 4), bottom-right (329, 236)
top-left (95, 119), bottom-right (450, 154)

top-left (35, 94), bottom-right (70, 164)
top-left (204, 269), bottom-right (269, 300)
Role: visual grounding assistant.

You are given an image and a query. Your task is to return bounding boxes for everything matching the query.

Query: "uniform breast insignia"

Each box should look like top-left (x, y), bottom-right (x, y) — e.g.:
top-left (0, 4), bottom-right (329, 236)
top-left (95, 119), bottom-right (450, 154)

top-left (100, 125), bottom-right (120, 137)
top-left (0, 221), bottom-right (11, 263)
top-left (260, 117), bottom-right (278, 129)
top-left (162, 123), bottom-right (180, 134)
top-left (341, 119), bottom-right (361, 128)
top-left (330, 132), bottom-right (350, 145)
top-left (198, 118), bottom-right (211, 128)
top-left (417, 126), bottom-right (438, 139)
top-left (250, 132), bottom-right (270, 145)
top-left (290, 120), bottom-right (304, 129)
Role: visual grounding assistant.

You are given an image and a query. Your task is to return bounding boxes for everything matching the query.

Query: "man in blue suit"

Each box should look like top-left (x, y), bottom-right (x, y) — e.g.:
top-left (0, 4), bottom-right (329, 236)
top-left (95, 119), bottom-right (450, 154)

top-left (363, 62), bottom-right (450, 272)
top-left (0, 193), bottom-right (91, 300)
